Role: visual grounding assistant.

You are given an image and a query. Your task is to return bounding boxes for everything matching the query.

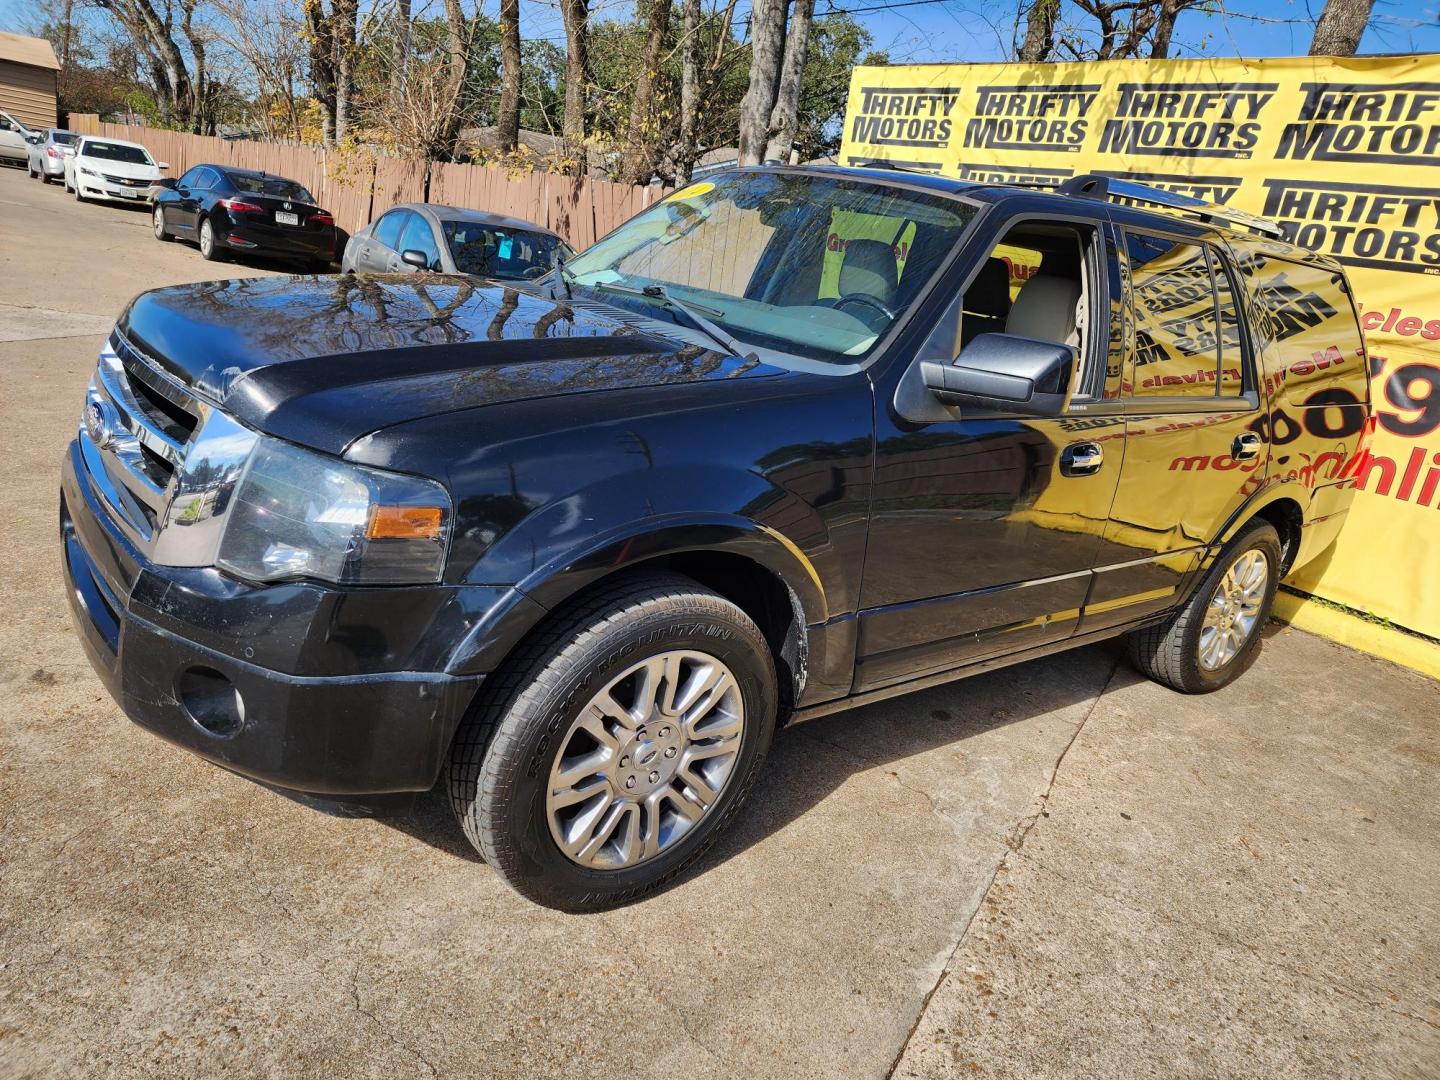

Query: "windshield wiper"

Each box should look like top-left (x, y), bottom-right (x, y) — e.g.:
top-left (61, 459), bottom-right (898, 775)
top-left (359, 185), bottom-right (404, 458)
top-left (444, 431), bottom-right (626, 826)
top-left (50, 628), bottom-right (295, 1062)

top-left (591, 280), bottom-right (756, 361)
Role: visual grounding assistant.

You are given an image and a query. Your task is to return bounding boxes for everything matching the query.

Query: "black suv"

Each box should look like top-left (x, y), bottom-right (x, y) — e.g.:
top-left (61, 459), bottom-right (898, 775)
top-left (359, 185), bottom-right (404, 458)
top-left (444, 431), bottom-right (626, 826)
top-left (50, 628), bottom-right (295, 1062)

top-left (61, 167), bottom-right (1371, 910)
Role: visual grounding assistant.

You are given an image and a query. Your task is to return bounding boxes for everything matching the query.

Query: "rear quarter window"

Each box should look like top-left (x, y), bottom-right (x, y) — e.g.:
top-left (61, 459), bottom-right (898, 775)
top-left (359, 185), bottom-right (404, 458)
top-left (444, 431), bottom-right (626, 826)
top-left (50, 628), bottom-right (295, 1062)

top-left (1232, 249), bottom-right (1368, 412)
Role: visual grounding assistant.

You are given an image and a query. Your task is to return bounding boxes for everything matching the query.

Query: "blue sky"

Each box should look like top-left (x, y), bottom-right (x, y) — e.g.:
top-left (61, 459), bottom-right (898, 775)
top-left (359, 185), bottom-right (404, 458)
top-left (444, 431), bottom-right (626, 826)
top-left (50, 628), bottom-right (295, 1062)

top-left (2, 0), bottom-right (1436, 70)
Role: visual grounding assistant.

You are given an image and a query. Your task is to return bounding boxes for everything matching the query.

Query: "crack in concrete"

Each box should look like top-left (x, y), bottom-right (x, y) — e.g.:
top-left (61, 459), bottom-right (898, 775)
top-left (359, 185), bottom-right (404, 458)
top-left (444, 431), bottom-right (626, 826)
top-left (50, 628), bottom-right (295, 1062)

top-left (884, 654), bottom-right (1123, 1079)
top-left (347, 961), bottom-right (441, 1077)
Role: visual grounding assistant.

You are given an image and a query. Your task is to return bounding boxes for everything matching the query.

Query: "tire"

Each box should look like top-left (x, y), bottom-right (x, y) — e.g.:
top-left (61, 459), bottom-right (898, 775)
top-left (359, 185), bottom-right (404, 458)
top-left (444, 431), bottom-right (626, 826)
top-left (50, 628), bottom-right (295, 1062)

top-left (74, 182), bottom-right (85, 203)
top-left (40, 170), bottom-right (51, 185)
top-left (153, 204), bottom-right (172, 241)
top-left (448, 571), bottom-right (777, 911)
top-left (199, 217), bottom-right (226, 261)
top-left (27, 162), bottom-right (36, 178)
top-left (1126, 521), bottom-right (1281, 694)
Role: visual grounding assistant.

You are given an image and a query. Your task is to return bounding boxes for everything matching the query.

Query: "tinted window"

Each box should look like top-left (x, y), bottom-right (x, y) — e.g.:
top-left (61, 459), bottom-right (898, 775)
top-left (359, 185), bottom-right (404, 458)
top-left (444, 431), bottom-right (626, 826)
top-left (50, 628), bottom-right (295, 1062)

top-left (178, 167), bottom-right (205, 188)
top-left (83, 141), bottom-right (152, 165)
top-left (1233, 250), bottom-right (1366, 409)
top-left (444, 222), bottom-right (564, 281)
top-left (227, 172), bottom-right (314, 203)
top-left (564, 171), bottom-right (975, 364)
top-left (398, 214), bottom-right (441, 267)
top-left (0, 116), bottom-right (14, 132)
top-left (374, 210), bottom-right (409, 249)
top-left (1126, 233), bottom-right (1221, 398)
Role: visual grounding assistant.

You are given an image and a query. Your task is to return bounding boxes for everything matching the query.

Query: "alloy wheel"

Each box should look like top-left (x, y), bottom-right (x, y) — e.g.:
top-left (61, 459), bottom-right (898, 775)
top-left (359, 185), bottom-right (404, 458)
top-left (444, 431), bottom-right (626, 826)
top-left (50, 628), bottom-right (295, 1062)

top-left (153, 205), bottom-right (165, 239)
top-left (1199, 549), bottom-right (1269, 670)
top-left (545, 650), bottom-right (745, 871)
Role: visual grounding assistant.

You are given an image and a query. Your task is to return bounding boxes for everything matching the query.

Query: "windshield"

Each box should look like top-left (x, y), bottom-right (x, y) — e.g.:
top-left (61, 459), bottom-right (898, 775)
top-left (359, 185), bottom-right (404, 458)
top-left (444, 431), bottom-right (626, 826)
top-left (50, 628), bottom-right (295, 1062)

top-left (228, 173), bottom-right (314, 202)
top-left (444, 222), bottom-right (567, 281)
top-left (83, 141), bottom-right (153, 165)
top-left (563, 170), bottom-right (975, 364)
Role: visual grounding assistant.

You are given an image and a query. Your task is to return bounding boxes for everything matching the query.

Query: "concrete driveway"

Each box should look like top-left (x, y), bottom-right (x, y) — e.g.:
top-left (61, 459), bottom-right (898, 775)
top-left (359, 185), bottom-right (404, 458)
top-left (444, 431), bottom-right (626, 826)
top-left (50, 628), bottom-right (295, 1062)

top-left (1, 165), bottom-right (1437, 1079)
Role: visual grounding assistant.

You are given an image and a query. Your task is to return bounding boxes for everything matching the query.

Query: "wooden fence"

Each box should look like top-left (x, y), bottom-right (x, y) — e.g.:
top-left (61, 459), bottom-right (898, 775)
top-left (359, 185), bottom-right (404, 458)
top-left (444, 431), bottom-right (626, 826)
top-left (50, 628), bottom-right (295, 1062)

top-left (67, 115), bottom-right (669, 244)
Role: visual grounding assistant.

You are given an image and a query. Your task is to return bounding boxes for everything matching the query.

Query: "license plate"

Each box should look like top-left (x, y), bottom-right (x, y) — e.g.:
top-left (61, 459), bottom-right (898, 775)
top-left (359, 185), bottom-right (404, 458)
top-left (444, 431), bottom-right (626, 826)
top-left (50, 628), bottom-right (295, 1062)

top-left (120, 189), bottom-right (140, 198)
top-left (275, 211), bottom-right (299, 226)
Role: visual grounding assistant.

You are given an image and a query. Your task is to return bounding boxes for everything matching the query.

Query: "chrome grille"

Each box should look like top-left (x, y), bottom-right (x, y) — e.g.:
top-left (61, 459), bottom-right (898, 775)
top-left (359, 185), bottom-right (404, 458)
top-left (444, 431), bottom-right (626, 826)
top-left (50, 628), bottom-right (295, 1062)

top-left (80, 333), bottom-right (258, 565)
top-left (103, 173), bottom-right (151, 187)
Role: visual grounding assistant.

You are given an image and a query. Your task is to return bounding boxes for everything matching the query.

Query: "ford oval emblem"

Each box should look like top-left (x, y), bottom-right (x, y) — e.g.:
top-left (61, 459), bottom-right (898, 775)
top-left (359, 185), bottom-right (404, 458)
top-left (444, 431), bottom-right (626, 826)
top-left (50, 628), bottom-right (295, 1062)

top-left (84, 400), bottom-right (114, 449)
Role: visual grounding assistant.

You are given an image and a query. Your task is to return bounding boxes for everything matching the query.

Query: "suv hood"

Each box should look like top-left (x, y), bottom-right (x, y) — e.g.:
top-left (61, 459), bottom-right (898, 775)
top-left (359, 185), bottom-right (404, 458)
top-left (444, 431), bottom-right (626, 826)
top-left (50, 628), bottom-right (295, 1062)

top-left (116, 274), bottom-right (781, 455)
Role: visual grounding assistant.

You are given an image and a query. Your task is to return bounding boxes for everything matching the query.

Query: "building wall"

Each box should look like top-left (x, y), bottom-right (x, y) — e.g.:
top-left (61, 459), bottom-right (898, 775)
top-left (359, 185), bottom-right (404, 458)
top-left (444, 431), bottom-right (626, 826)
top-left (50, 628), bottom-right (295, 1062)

top-left (0, 61), bottom-right (58, 128)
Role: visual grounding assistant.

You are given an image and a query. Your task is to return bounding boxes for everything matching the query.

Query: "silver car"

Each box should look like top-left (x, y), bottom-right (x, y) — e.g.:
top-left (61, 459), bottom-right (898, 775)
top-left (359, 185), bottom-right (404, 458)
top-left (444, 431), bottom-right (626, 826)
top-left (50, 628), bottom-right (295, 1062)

top-left (342, 202), bottom-right (573, 280)
top-left (26, 128), bottom-right (78, 182)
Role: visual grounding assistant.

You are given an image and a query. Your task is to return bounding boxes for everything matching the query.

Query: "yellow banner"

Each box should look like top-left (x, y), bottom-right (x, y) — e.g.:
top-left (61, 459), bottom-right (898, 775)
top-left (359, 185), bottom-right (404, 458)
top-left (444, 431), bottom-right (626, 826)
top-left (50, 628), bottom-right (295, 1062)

top-left (841, 55), bottom-right (1440, 642)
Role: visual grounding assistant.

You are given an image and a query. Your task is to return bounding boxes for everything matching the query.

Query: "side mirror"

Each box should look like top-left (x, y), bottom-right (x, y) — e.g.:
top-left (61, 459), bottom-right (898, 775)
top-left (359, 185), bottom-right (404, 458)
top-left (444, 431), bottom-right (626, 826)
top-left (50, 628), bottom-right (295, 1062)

top-left (920, 333), bottom-right (1075, 416)
top-left (400, 249), bottom-right (431, 270)
top-left (154, 177), bottom-right (177, 190)
top-left (157, 161), bottom-right (170, 170)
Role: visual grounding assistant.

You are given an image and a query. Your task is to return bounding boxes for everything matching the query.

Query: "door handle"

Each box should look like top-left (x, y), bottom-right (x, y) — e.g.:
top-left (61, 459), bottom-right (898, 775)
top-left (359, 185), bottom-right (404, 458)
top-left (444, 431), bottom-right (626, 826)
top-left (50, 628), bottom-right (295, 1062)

top-left (1232, 432), bottom-right (1262, 460)
top-left (1060, 441), bottom-right (1104, 477)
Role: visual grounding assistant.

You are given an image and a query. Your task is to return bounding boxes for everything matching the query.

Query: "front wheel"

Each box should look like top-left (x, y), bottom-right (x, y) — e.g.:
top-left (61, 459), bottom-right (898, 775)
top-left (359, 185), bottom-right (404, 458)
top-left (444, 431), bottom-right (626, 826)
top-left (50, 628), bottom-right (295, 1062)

top-left (447, 572), bottom-right (777, 911)
top-left (153, 204), bottom-right (172, 241)
top-left (1126, 521), bottom-right (1281, 693)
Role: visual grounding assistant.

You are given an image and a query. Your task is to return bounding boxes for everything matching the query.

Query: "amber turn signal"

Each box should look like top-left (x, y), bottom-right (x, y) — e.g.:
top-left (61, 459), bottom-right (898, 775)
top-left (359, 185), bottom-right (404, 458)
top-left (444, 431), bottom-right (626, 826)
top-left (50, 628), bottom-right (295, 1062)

top-left (366, 505), bottom-right (444, 540)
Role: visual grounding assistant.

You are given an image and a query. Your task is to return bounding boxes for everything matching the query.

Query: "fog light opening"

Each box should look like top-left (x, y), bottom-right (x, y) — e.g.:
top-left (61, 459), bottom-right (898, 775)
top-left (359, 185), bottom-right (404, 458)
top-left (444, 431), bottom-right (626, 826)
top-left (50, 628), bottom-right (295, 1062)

top-left (178, 666), bottom-right (246, 737)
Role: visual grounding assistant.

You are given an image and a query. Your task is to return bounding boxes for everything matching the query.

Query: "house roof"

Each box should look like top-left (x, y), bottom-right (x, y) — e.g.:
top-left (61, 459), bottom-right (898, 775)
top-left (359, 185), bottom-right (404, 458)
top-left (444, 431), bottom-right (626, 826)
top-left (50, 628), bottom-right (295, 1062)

top-left (0, 33), bottom-right (61, 72)
top-left (459, 126), bottom-right (565, 158)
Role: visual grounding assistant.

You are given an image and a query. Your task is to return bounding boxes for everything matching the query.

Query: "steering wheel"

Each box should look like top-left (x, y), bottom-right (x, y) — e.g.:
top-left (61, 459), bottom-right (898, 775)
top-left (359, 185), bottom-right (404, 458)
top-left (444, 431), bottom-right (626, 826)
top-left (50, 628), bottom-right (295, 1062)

top-left (521, 264), bottom-right (548, 280)
top-left (819, 292), bottom-right (896, 330)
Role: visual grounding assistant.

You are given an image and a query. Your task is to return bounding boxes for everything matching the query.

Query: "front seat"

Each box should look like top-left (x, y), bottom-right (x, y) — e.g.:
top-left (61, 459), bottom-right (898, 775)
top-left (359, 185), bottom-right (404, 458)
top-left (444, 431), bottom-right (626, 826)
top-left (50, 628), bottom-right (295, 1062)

top-left (1005, 274), bottom-right (1082, 348)
top-left (837, 238), bottom-right (899, 308)
top-left (961, 257), bottom-right (1012, 347)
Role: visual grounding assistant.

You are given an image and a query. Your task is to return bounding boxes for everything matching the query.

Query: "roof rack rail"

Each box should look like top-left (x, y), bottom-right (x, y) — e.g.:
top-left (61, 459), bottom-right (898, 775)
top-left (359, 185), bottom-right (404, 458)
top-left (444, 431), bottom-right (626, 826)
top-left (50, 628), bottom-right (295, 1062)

top-left (1056, 173), bottom-right (1286, 240)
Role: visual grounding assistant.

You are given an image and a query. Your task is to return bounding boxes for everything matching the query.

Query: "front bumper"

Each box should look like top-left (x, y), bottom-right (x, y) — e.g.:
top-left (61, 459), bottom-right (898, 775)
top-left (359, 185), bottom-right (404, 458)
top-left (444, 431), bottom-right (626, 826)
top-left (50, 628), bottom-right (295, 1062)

top-left (78, 176), bottom-right (159, 201)
top-left (60, 440), bottom-right (486, 794)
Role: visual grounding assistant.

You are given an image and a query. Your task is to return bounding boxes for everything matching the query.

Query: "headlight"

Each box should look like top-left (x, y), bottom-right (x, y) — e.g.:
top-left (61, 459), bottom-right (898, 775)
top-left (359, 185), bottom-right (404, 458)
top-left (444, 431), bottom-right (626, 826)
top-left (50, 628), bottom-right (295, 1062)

top-left (215, 435), bottom-right (451, 585)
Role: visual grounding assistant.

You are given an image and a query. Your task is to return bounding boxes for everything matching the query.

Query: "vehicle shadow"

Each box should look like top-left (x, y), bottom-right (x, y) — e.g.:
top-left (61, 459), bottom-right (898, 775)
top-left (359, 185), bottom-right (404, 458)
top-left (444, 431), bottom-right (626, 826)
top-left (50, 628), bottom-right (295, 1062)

top-left (372, 640), bottom-right (1148, 873)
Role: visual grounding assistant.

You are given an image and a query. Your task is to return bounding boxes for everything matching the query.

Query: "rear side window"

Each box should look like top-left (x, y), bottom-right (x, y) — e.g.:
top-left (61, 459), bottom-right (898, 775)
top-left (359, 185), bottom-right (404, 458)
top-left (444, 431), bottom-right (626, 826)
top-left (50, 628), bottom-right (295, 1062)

top-left (374, 210), bottom-right (409, 249)
top-left (1231, 251), bottom-right (1367, 410)
top-left (1125, 232), bottom-right (1242, 399)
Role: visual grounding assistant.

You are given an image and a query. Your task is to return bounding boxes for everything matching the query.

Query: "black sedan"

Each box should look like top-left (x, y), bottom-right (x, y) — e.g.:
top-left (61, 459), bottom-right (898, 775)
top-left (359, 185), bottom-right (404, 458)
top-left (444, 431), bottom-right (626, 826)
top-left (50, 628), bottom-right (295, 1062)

top-left (152, 165), bottom-right (337, 268)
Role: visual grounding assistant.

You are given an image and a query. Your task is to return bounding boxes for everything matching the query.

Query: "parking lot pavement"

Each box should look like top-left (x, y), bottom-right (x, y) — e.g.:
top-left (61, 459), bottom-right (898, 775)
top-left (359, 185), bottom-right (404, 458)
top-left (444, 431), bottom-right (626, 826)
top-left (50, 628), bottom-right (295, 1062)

top-left (2, 165), bottom-right (1437, 1079)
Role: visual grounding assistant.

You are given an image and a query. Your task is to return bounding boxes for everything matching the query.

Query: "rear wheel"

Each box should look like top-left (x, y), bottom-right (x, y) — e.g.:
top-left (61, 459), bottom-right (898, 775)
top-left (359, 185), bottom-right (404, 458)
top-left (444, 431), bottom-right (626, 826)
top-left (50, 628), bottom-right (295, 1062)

top-left (447, 571), bottom-right (777, 911)
top-left (1126, 521), bottom-right (1281, 693)
top-left (40, 169), bottom-right (51, 185)
top-left (198, 217), bottom-right (226, 261)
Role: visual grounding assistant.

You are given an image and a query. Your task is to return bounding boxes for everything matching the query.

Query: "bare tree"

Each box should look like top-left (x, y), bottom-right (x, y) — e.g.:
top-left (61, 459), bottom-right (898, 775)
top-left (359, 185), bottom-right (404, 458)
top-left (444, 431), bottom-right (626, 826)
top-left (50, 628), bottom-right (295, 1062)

top-left (764, 0), bottom-right (812, 163)
top-left (92, 0), bottom-right (211, 130)
top-left (332, 0), bottom-right (357, 140)
top-left (1057, 0), bottom-right (1203, 60)
top-left (436, 0), bottom-right (473, 157)
top-left (620, 0), bottom-right (673, 182)
top-left (736, 0), bottom-right (786, 165)
top-left (1017, 0), bottom-right (1057, 60)
top-left (675, 0), bottom-right (702, 182)
top-left (214, 0), bottom-right (307, 137)
top-left (497, 0), bottom-right (521, 152)
top-left (1310, 0), bottom-right (1374, 55)
top-left (561, 0), bottom-right (590, 174)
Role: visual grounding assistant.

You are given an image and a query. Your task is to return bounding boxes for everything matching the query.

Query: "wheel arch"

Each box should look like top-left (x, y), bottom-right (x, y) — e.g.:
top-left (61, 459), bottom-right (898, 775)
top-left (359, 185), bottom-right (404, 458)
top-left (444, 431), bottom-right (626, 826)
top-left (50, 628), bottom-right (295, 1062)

top-left (445, 517), bottom-right (823, 721)
top-left (1212, 486), bottom-right (1306, 575)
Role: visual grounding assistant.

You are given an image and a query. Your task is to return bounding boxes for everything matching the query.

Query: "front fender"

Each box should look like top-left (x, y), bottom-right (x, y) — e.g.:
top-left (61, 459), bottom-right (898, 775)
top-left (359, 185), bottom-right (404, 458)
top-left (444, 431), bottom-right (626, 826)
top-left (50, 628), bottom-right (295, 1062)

top-left (444, 513), bottom-right (828, 676)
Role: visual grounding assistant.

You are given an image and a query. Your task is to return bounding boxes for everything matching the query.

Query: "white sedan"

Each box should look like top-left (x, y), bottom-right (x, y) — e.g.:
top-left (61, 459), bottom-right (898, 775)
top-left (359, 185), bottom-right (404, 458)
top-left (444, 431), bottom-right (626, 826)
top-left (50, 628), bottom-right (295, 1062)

top-left (64, 136), bottom-right (170, 204)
